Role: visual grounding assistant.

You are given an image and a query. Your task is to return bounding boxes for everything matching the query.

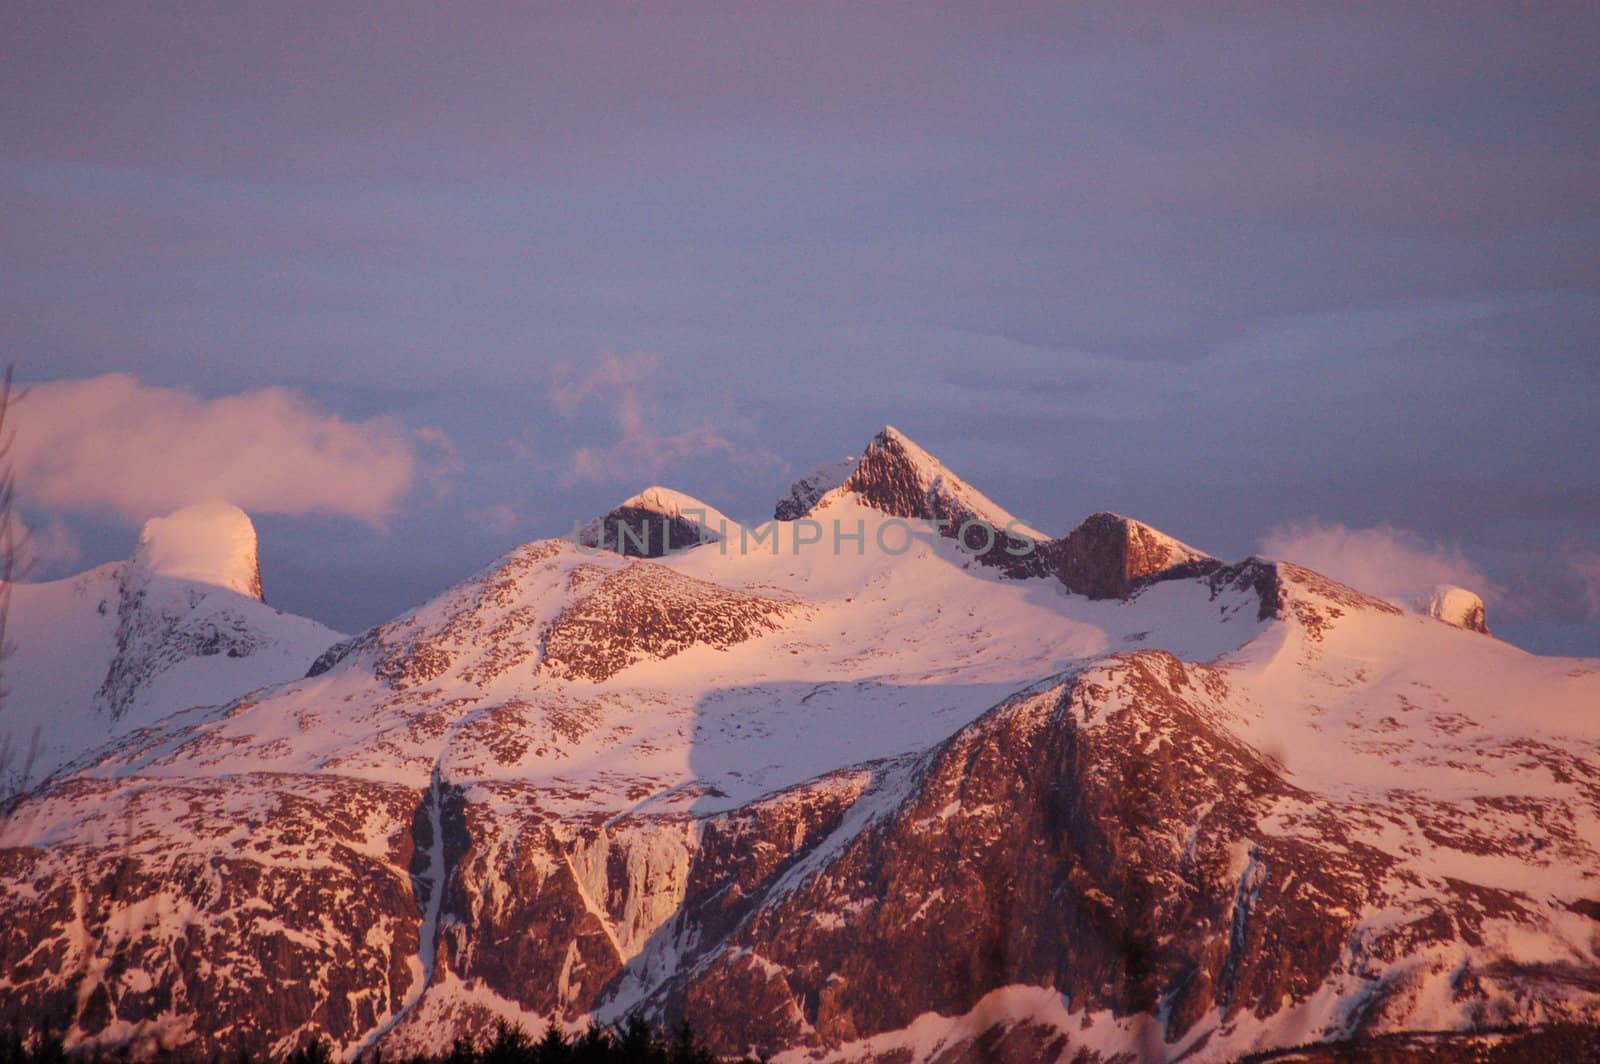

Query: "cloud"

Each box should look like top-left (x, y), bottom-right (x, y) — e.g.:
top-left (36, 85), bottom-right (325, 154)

top-left (411, 424), bottom-right (465, 501)
top-left (552, 352), bottom-right (777, 487)
top-left (549, 352), bottom-right (657, 418)
top-left (1259, 521), bottom-right (1499, 610)
top-left (11, 374), bottom-right (423, 526)
top-left (1571, 551), bottom-right (1600, 618)
top-left (470, 503), bottom-right (522, 537)
top-left (10, 513), bottom-right (81, 578)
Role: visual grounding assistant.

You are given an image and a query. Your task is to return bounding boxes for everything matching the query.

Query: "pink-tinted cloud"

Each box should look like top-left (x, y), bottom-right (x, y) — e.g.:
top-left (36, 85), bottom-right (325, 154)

top-left (549, 353), bottom-right (657, 418)
top-left (552, 353), bottom-right (776, 487)
top-left (12, 374), bottom-right (423, 526)
top-left (1260, 521), bottom-right (1500, 610)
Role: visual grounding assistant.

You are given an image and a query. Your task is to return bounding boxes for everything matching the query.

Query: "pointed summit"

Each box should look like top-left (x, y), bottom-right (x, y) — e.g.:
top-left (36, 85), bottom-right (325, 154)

top-left (129, 501), bottom-right (264, 600)
top-left (580, 486), bottom-right (729, 558)
top-left (776, 425), bottom-right (1046, 541)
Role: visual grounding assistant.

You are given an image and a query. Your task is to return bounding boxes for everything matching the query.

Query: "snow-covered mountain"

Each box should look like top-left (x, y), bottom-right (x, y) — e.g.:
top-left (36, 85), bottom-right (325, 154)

top-left (2, 431), bottom-right (1596, 1062)
top-left (578, 486), bottom-right (732, 557)
top-left (0, 502), bottom-right (341, 788)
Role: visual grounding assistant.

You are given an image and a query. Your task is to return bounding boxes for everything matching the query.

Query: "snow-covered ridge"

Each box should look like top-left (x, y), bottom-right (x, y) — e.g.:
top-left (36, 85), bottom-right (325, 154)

top-left (1091, 510), bottom-right (1212, 570)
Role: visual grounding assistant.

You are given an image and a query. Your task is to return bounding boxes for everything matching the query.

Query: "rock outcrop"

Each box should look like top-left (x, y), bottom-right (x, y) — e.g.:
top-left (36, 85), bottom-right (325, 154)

top-left (1041, 511), bottom-right (1222, 600)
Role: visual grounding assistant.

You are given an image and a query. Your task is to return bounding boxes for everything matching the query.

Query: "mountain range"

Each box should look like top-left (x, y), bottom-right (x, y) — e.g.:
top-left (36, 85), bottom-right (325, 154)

top-left (2, 427), bottom-right (1596, 1062)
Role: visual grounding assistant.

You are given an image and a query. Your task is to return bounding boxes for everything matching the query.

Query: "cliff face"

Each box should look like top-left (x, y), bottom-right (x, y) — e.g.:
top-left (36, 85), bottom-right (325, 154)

top-left (0, 771), bottom-right (422, 1056)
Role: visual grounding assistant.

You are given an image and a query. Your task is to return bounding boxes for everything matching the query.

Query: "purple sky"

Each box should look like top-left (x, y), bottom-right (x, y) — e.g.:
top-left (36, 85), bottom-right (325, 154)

top-left (5, 4), bottom-right (1598, 653)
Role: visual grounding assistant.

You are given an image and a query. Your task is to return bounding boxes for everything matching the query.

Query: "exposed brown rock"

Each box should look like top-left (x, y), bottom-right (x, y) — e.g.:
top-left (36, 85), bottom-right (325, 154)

top-left (0, 775), bottom-right (423, 1058)
top-left (1034, 512), bottom-right (1221, 599)
top-left (539, 562), bottom-right (798, 682)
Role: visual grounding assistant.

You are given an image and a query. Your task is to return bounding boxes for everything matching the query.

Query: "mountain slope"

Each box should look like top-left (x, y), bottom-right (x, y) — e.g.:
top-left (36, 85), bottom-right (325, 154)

top-left (0, 503), bottom-right (341, 789)
top-left (2, 434), bottom-right (1597, 1062)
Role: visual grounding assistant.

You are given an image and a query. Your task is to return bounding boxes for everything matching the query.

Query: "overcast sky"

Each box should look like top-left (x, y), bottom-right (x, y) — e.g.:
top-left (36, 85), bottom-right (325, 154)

top-left (5, 3), bottom-right (1598, 653)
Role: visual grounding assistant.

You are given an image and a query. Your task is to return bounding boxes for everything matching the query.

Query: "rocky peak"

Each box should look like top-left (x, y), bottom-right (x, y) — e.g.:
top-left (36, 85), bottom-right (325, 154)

top-left (128, 501), bottom-right (264, 601)
top-left (837, 426), bottom-right (949, 520)
top-left (1422, 584), bottom-right (1490, 634)
top-left (780, 426), bottom-right (1046, 546)
top-left (1046, 511), bottom-right (1220, 599)
top-left (579, 487), bottom-right (729, 558)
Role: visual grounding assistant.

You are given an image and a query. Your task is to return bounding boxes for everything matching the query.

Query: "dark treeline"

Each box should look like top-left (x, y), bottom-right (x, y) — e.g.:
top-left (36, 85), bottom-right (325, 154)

top-left (0, 1018), bottom-right (766, 1064)
top-left (12, 1018), bottom-right (1600, 1064)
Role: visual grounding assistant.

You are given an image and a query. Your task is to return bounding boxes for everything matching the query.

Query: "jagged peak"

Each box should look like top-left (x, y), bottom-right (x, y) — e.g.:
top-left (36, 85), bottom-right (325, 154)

top-left (855, 425), bottom-right (961, 497)
top-left (781, 424), bottom-right (1047, 540)
top-left (870, 423), bottom-right (939, 471)
top-left (128, 501), bottom-right (264, 600)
